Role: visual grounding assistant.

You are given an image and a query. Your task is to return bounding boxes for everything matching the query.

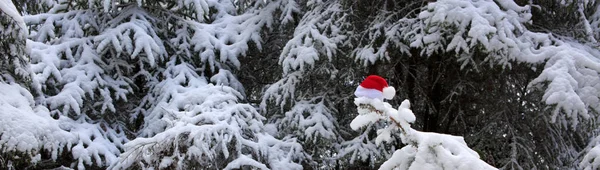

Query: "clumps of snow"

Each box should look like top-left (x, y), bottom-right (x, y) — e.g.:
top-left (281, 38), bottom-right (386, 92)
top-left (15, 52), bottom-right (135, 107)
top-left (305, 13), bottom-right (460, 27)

top-left (350, 111), bottom-right (382, 131)
top-left (581, 146), bottom-right (600, 170)
top-left (112, 60), bottom-right (305, 169)
top-left (528, 41), bottom-right (600, 129)
top-left (210, 69), bottom-right (247, 97)
top-left (338, 129), bottom-right (394, 164)
top-left (350, 97), bottom-right (386, 131)
top-left (0, 0), bottom-right (30, 82)
top-left (580, 135), bottom-right (600, 170)
top-left (26, 8), bottom-right (137, 117)
top-left (93, 6), bottom-right (165, 66)
top-left (338, 98), bottom-right (401, 164)
top-left (349, 97), bottom-right (496, 170)
top-left (0, 82), bottom-right (73, 163)
top-left (385, 130), bottom-right (496, 170)
top-left (352, 0), bottom-right (600, 129)
top-left (277, 98), bottom-right (338, 144)
top-left (20, 0), bottom-right (324, 169)
top-left (353, 0), bottom-right (542, 68)
top-left (0, 0), bottom-right (26, 34)
top-left (279, 1), bottom-right (346, 74)
top-left (396, 100), bottom-right (416, 123)
top-left (260, 4), bottom-right (350, 161)
top-left (415, 0), bottom-right (600, 129)
top-left (408, 0), bottom-right (543, 66)
top-left (351, 97), bottom-right (413, 134)
top-left (62, 117), bottom-right (126, 169)
top-left (261, 71), bottom-right (302, 112)
top-left (591, 3), bottom-right (600, 38)
top-left (183, 0), bottom-right (299, 72)
top-left (264, 123), bottom-right (279, 136)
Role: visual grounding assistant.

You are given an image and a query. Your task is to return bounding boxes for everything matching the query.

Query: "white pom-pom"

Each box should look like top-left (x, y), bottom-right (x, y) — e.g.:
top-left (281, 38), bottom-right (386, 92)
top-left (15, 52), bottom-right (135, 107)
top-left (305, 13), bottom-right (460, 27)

top-left (383, 86), bottom-right (395, 99)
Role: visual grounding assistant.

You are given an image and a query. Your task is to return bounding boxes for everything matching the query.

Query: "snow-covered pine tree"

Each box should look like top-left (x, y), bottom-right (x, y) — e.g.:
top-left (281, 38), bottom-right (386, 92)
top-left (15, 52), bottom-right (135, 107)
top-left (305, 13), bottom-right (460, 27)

top-left (264, 0), bottom-right (600, 168)
top-left (260, 0), bottom-right (361, 168)
top-left (0, 0), bottom-right (29, 84)
top-left (590, 1), bottom-right (600, 40)
top-left (111, 64), bottom-right (305, 169)
top-left (20, 0), bottom-right (307, 169)
top-left (5, 0), bottom-right (600, 169)
top-left (351, 0), bottom-right (600, 168)
top-left (0, 1), bottom-right (76, 169)
top-left (25, 1), bottom-right (156, 168)
top-left (577, 1), bottom-right (600, 169)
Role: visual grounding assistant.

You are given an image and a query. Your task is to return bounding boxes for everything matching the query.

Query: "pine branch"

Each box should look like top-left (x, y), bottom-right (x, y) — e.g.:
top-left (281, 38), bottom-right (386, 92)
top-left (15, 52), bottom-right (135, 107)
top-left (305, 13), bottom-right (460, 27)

top-left (357, 103), bottom-right (407, 134)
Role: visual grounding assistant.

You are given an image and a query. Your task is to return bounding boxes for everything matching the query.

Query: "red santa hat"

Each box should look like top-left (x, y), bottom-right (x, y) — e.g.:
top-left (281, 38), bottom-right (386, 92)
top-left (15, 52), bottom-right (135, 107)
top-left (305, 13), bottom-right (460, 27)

top-left (354, 75), bottom-right (396, 100)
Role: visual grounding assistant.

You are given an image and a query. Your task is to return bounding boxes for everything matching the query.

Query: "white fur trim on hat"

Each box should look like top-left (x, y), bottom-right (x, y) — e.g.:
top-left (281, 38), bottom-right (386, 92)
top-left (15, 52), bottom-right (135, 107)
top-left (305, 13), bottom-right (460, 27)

top-left (383, 86), bottom-right (396, 100)
top-left (354, 86), bottom-right (384, 99)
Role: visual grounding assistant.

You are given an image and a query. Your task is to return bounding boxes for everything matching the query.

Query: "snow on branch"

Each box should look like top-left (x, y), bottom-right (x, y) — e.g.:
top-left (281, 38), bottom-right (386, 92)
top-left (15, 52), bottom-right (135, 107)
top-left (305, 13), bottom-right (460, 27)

top-left (261, 71), bottom-right (302, 111)
top-left (62, 116), bottom-right (127, 169)
top-left (0, 0), bottom-right (30, 83)
top-left (580, 135), bottom-right (600, 170)
top-left (262, 1), bottom-right (348, 119)
top-left (0, 80), bottom-right (122, 170)
top-left (279, 1), bottom-right (347, 74)
top-left (407, 0), bottom-right (538, 67)
top-left (589, 2), bottom-right (600, 40)
top-left (210, 69), bottom-right (246, 97)
top-left (184, 0), bottom-right (301, 72)
top-left (352, 0), bottom-right (550, 68)
top-left (0, 83), bottom-right (74, 164)
top-left (18, 0), bottom-right (311, 169)
top-left (417, 0), bottom-right (600, 129)
top-left (276, 98), bottom-right (338, 143)
top-left (115, 59), bottom-right (305, 169)
top-left (352, 1), bottom-right (418, 66)
top-left (25, 5), bottom-right (144, 116)
top-left (529, 41), bottom-right (600, 129)
top-left (95, 6), bottom-right (165, 66)
top-left (354, 0), bottom-right (600, 129)
top-left (29, 38), bottom-right (132, 117)
top-left (349, 97), bottom-right (496, 170)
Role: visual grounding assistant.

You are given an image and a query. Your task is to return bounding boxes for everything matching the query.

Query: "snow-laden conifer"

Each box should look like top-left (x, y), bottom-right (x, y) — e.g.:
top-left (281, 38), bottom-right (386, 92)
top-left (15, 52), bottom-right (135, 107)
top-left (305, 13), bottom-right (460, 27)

top-left (350, 97), bottom-right (496, 170)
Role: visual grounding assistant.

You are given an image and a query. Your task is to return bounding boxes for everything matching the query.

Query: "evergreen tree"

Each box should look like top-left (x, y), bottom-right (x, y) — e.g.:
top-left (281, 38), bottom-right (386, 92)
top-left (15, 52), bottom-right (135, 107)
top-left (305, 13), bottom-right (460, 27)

top-left (3, 0), bottom-right (600, 169)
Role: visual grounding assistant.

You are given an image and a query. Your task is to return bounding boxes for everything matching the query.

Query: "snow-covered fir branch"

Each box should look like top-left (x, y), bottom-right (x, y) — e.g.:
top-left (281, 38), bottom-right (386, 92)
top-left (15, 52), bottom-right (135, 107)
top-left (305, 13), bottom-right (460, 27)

top-left (350, 97), bottom-right (496, 170)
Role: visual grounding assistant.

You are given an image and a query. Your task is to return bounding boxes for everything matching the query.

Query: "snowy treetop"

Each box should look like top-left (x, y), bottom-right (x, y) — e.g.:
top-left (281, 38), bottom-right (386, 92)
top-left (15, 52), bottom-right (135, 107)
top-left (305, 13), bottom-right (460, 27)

top-left (350, 97), bottom-right (496, 170)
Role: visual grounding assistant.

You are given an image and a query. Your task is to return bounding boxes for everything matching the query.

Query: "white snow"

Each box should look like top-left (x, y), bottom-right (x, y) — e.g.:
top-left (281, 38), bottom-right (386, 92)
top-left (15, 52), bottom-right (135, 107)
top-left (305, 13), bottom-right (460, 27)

top-left (350, 0), bottom-right (600, 130)
top-left (111, 59), bottom-right (304, 169)
top-left (8, 0), bottom-right (600, 169)
top-left (349, 97), bottom-right (496, 170)
top-left (280, 98), bottom-right (338, 142)
top-left (279, 2), bottom-right (346, 74)
top-left (581, 146), bottom-right (600, 170)
top-left (0, 82), bottom-right (74, 163)
top-left (580, 135), bottom-right (600, 170)
top-left (210, 69), bottom-right (246, 97)
top-left (0, 0), bottom-right (26, 32)
top-left (350, 111), bottom-right (382, 131)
